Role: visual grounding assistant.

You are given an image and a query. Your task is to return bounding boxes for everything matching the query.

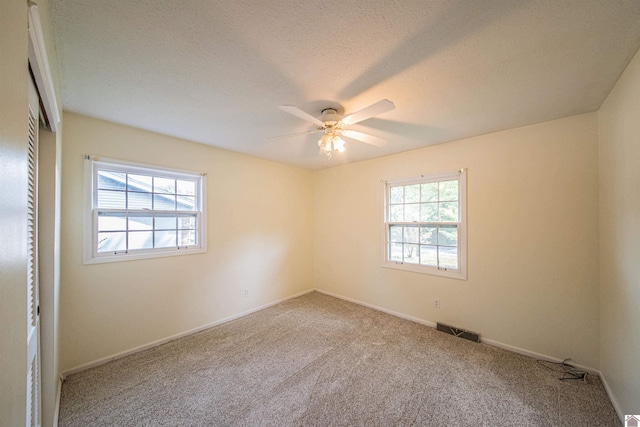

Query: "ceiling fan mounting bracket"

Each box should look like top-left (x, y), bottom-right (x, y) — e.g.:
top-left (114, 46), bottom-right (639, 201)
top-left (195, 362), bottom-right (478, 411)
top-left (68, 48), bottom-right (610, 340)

top-left (320, 108), bottom-right (341, 126)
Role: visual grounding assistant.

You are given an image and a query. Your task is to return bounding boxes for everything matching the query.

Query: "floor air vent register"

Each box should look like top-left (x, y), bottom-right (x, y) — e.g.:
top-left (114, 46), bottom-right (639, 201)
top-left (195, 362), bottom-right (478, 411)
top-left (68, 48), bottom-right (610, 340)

top-left (436, 322), bottom-right (480, 343)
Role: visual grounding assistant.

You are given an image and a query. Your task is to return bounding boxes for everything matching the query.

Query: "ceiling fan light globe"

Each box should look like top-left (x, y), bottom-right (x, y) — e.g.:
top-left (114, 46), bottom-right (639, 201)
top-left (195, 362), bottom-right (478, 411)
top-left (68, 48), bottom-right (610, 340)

top-left (332, 136), bottom-right (345, 152)
top-left (318, 134), bottom-right (331, 149)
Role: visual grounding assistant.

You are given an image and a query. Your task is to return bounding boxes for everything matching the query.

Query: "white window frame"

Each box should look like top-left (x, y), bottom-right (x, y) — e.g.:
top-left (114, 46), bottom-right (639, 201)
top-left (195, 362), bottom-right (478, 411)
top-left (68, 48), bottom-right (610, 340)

top-left (382, 169), bottom-right (467, 280)
top-left (83, 156), bottom-right (206, 264)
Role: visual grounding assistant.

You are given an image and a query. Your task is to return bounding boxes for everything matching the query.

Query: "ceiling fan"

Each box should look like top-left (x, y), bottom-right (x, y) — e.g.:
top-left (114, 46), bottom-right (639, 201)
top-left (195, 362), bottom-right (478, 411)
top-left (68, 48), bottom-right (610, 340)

top-left (270, 99), bottom-right (395, 158)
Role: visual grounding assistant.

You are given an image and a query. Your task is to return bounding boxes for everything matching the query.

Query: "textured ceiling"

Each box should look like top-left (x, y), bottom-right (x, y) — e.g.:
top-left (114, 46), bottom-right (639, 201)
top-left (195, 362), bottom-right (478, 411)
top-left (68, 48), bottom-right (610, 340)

top-left (51, 0), bottom-right (640, 169)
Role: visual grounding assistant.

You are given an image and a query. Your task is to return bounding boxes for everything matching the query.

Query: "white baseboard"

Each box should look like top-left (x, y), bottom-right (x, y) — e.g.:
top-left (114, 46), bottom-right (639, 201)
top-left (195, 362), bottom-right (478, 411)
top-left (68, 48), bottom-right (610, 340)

top-left (53, 376), bottom-right (62, 427)
top-left (599, 371), bottom-right (624, 423)
top-left (314, 289), bottom-right (437, 328)
top-left (60, 286), bottom-right (623, 424)
top-left (479, 337), bottom-right (600, 375)
top-left (314, 288), bottom-right (601, 373)
top-left (318, 288), bottom-right (623, 424)
top-left (62, 289), bottom-right (315, 378)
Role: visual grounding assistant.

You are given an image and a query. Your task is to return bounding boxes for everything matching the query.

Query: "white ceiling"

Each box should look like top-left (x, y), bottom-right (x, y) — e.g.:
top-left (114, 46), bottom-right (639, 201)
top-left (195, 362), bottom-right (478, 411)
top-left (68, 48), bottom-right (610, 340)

top-left (50, 0), bottom-right (640, 170)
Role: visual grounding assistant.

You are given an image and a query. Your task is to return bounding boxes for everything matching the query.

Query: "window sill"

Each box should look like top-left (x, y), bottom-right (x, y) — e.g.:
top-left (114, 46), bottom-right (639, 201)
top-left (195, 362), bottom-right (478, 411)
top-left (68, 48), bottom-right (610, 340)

top-left (381, 261), bottom-right (467, 280)
top-left (83, 247), bottom-right (206, 265)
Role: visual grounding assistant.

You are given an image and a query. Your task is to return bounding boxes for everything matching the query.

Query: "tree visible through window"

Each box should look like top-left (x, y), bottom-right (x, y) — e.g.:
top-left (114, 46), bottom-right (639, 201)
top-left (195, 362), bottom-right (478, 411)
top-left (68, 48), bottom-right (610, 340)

top-left (383, 170), bottom-right (466, 279)
top-left (84, 156), bottom-right (206, 264)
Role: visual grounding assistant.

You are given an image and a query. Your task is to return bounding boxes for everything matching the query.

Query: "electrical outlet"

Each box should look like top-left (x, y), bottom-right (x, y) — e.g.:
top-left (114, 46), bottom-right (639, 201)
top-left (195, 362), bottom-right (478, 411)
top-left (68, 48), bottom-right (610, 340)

top-left (244, 289), bottom-right (249, 297)
top-left (434, 298), bottom-right (440, 309)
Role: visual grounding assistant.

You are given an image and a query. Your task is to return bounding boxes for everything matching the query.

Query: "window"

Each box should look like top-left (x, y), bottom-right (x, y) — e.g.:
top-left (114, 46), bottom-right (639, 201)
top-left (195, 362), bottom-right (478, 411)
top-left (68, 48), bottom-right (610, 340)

top-left (383, 169), bottom-right (466, 279)
top-left (84, 156), bottom-right (206, 264)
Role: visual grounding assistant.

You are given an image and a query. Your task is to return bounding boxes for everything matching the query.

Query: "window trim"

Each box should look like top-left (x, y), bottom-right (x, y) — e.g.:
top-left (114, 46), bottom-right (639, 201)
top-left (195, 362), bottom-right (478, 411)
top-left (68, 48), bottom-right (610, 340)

top-left (83, 155), bottom-right (207, 264)
top-left (381, 169), bottom-right (467, 280)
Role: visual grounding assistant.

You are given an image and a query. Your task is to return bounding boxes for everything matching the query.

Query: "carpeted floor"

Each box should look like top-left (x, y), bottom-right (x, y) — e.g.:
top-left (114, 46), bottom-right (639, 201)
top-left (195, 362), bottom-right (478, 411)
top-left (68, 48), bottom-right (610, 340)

top-left (59, 292), bottom-right (620, 426)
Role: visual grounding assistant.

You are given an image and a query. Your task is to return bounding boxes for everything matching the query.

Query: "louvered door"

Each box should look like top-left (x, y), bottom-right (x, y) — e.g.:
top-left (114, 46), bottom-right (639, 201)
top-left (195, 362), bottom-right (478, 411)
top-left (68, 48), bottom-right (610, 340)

top-left (26, 77), bottom-right (42, 427)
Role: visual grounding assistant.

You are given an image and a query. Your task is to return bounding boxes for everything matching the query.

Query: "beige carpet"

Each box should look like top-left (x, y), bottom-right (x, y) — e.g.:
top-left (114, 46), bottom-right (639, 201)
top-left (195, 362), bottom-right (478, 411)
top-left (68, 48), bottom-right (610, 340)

top-left (59, 292), bottom-right (620, 426)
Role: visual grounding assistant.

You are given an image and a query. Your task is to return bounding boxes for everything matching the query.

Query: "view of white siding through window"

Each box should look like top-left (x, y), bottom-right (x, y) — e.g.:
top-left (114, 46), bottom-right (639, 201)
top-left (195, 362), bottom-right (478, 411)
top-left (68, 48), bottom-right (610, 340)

top-left (387, 179), bottom-right (459, 270)
top-left (96, 170), bottom-right (198, 253)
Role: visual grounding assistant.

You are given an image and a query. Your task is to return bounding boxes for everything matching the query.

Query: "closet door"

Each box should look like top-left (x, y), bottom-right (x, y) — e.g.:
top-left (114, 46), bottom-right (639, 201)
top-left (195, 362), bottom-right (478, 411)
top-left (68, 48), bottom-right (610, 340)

top-left (26, 76), bottom-right (42, 427)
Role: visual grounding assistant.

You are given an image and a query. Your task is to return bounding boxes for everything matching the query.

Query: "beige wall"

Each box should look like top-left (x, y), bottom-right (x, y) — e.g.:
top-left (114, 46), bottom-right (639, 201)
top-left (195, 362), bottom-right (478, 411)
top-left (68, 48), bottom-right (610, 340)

top-left (31, 1), bottom-right (65, 425)
top-left (59, 110), bottom-right (608, 379)
top-left (598, 48), bottom-right (640, 415)
top-left (38, 124), bottom-right (63, 427)
top-left (60, 113), bottom-right (314, 371)
top-left (314, 113), bottom-right (601, 368)
top-left (0, 1), bottom-right (29, 425)
top-left (5, 0), bottom-right (639, 417)
top-left (2, 0), bottom-right (64, 423)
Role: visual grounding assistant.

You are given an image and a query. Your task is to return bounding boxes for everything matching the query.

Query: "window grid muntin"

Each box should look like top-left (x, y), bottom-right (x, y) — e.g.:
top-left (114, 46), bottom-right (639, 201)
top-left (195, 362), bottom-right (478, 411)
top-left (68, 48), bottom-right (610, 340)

top-left (385, 174), bottom-right (463, 273)
top-left (387, 223), bottom-right (459, 269)
top-left (95, 209), bottom-right (200, 254)
top-left (387, 179), bottom-right (459, 223)
top-left (91, 161), bottom-right (202, 258)
top-left (96, 171), bottom-right (198, 212)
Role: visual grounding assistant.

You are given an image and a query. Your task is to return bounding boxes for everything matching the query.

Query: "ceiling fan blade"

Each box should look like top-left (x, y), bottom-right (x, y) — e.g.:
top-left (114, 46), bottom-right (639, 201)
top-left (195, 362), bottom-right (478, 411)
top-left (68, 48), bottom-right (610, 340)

top-left (341, 99), bottom-right (395, 125)
top-left (278, 105), bottom-right (324, 126)
top-left (266, 129), bottom-right (324, 141)
top-left (342, 130), bottom-right (388, 147)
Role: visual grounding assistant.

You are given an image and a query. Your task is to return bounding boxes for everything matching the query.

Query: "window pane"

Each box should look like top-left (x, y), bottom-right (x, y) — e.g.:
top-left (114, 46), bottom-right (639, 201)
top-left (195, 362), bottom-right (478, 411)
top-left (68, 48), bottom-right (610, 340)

top-left (439, 180), bottom-right (458, 202)
top-left (404, 244), bottom-right (419, 264)
top-left (156, 214), bottom-right (177, 230)
top-left (420, 203), bottom-right (438, 222)
top-left (98, 212), bottom-right (126, 231)
top-left (439, 202), bottom-right (458, 222)
top-left (421, 182), bottom-right (438, 202)
top-left (128, 213), bottom-right (153, 231)
top-left (405, 204), bottom-right (420, 222)
top-left (403, 225), bottom-right (419, 244)
top-left (178, 229), bottom-right (196, 246)
top-left (420, 245), bottom-right (437, 266)
top-left (155, 230), bottom-right (176, 248)
top-left (97, 232), bottom-right (126, 253)
top-left (389, 243), bottom-right (403, 262)
top-left (405, 184), bottom-right (420, 203)
top-left (154, 194), bottom-right (176, 210)
top-left (128, 174), bottom-right (152, 192)
top-left (128, 191), bottom-right (152, 210)
top-left (154, 177), bottom-right (175, 194)
top-left (439, 246), bottom-right (458, 269)
top-left (389, 225), bottom-right (403, 243)
top-left (97, 170), bottom-right (126, 190)
top-left (90, 159), bottom-right (204, 262)
top-left (176, 196), bottom-right (196, 211)
top-left (177, 179), bottom-right (196, 195)
top-left (97, 189), bottom-right (126, 209)
top-left (420, 226), bottom-right (436, 244)
top-left (384, 172), bottom-right (464, 278)
top-left (178, 214), bottom-right (197, 230)
top-left (389, 205), bottom-right (403, 222)
top-left (129, 231), bottom-right (153, 250)
top-left (390, 186), bottom-right (404, 204)
top-left (438, 225), bottom-right (458, 246)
